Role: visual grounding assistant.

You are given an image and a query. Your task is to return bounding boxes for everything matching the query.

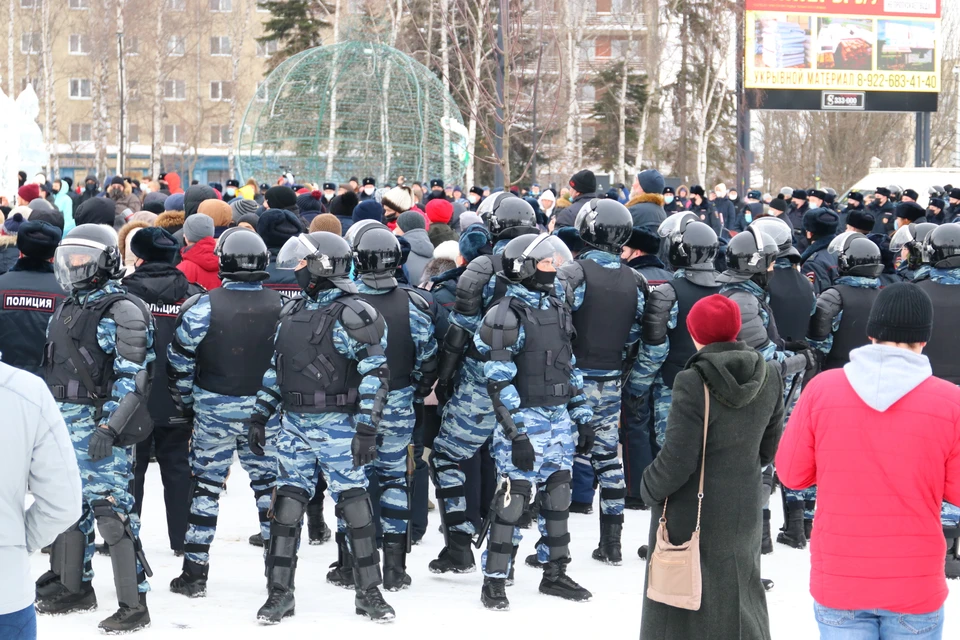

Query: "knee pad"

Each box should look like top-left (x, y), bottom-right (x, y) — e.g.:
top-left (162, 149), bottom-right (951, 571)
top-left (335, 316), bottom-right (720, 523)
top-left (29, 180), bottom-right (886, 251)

top-left (493, 478), bottom-right (532, 525)
top-left (541, 471), bottom-right (572, 512)
top-left (92, 500), bottom-right (128, 546)
top-left (335, 488), bottom-right (375, 530)
top-left (51, 526), bottom-right (86, 593)
top-left (272, 487), bottom-right (309, 527)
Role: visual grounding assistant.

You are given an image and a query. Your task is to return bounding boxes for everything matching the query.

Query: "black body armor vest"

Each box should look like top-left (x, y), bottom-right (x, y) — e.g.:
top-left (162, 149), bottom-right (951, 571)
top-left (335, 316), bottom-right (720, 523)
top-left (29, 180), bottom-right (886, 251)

top-left (662, 277), bottom-right (720, 387)
top-left (358, 287), bottom-right (415, 390)
top-left (824, 284), bottom-right (879, 370)
top-left (768, 267), bottom-right (816, 342)
top-left (502, 296), bottom-right (574, 408)
top-left (0, 269), bottom-right (65, 375)
top-left (915, 280), bottom-right (960, 384)
top-left (571, 259), bottom-right (638, 371)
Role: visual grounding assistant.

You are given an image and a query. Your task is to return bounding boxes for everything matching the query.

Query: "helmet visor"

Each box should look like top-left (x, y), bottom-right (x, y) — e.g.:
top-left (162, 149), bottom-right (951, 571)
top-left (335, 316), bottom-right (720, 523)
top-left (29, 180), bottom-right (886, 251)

top-left (828, 231), bottom-right (859, 255)
top-left (889, 225), bottom-right (916, 252)
top-left (657, 212), bottom-right (697, 238)
top-left (276, 234), bottom-right (315, 270)
top-left (54, 245), bottom-right (102, 290)
top-left (522, 233), bottom-right (573, 271)
top-left (343, 220), bottom-right (385, 247)
top-left (749, 217), bottom-right (792, 248)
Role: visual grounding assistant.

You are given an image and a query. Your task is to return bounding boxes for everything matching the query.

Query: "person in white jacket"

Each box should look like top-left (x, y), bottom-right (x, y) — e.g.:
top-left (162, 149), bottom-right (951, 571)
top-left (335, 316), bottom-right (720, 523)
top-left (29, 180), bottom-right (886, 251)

top-left (0, 361), bottom-right (82, 639)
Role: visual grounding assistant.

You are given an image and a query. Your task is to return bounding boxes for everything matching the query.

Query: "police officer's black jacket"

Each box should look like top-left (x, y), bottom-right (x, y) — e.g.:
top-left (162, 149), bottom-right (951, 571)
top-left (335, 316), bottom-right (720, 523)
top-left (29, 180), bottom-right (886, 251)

top-left (123, 262), bottom-right (204, 426)
top-left (767, 263), bottom-right (815, 343)
top-left (0, 258), bottom-right (65, 375)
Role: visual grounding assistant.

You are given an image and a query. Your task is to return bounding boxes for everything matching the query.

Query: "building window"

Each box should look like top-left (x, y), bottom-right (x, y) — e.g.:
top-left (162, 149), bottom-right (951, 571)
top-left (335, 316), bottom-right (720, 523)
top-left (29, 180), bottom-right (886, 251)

top-left (210, 124), bottom-right (230, 145)
top-left (167, 36), bottom-right (185, 56)
top-left (595, 0), bottom-right (611, 13)
top-left (127, 124), bottom-right (139, 143)
top-left (164, 124), bottom-right (182, 144)
top-left (580, 39), bottom-right (595, 62)
top-left (69, 0), bottom-right (89, 8)
top-left (209, 0), bottom-right (231, 11)
top-left (163, 79), bottom-right (186, 101)
top-left (69, 78), bottom-right (92, 99)
top-left (256, 81), bottom-right (269, 103)
top-left (127, 80), bottom-right (140, 102)
top-left (582, 124), bottom-right (596, 140)
top-left (578, 84), bottom-right (596, 103)
top-left (70, 123), bottom-right (92, 142)
top-left (20, 33), bottom-right (40, 54)
top-left (210, 36), bottom-right (231, 56)
top-left (595, 36), bottom-right (611, 60)
top-left (209, 81), bottom-right (233, 101)
top-left (125, 36), bottom-right (139, 56)
top-left (165, 0), bottom-right (185, 11)
top-left (256, 39), bottom-right (277, 58)
top-left (69, 34), bottom-right (90, 55)
top-left (256, 1), bottom-right (269, 11)
top-left (20, 0), bottom-right (37, 8)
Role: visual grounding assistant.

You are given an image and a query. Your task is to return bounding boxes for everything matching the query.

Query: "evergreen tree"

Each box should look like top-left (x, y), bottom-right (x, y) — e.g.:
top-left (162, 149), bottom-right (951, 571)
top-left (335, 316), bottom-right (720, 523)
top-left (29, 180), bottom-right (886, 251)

top-left (258, 0), bottom-right (332, 74)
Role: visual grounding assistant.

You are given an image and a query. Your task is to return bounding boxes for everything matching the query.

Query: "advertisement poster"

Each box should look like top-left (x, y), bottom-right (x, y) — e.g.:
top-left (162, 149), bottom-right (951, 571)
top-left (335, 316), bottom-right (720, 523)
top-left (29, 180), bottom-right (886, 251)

top-left (745, 0), bottom-right (941, 93)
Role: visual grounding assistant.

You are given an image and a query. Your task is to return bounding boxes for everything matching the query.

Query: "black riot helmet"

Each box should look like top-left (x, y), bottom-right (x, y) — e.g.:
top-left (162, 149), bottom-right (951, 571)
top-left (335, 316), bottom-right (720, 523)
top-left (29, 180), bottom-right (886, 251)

top-left (891, 222), bottom-right (937, 267)
top-left (828, 231), bottom-right (883, 278)
top-left (350, 222), bottom-right (402, 288)
top-left (574, 198), bottom-right (633, 253)
top-left (478, 192), bottom-right (538, 240)
top-left (749, 216), bottom-right (799, 262)
top-left (54, 223), bottom-right (123, 292)
top-left (215, 226), bottom-right (270, 281)
top-left (277, 232), bottom-right (357, 297)
top-left (719, 226), bottom-right (778, 287)
top-left (501, 233), bottom-right (573, 293)
top-left (658, 213), bottom-right (718, 270)
top-left (925, 223), bottom-right (960, 269)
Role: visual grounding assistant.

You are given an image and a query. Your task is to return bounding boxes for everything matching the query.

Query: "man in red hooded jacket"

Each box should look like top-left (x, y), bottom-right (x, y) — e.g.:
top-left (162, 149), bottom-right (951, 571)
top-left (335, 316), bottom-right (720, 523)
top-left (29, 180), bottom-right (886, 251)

top-left (177, 214), bottom-right (220, 290)
top-left (777, 283), bottom-right (960, 640)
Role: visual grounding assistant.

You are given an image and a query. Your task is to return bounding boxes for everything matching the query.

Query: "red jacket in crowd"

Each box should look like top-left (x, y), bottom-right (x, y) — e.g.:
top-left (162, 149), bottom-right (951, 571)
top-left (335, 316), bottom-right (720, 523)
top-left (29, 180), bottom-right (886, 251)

top-left (776, 344), bottom-right (960, 615)
top-left (177, 237), bottom-right (221, 290)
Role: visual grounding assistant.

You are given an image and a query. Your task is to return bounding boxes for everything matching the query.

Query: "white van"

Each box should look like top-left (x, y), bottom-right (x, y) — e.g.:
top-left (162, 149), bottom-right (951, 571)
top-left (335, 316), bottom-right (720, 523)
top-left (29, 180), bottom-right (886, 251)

top-left (841, 168), bottom-right (960, 208)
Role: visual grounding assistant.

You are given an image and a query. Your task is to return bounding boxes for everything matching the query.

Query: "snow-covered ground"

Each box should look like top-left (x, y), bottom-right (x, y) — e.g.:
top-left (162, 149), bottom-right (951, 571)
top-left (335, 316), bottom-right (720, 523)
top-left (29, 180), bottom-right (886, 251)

top-left (33, 460), bottom-right (959, 639)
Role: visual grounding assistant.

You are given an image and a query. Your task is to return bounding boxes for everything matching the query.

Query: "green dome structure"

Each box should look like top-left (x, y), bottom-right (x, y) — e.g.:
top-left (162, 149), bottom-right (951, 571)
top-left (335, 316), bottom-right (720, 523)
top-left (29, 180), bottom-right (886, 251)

top-left (237, 42), bottom-right (469, 186)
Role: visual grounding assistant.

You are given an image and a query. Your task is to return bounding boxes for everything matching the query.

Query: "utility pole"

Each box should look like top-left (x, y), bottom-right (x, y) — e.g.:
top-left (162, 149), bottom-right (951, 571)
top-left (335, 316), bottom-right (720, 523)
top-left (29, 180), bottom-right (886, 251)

top-left (116, 0), bottom-right (126, 175)
top-left (735, 0), bottom-right (749, 194)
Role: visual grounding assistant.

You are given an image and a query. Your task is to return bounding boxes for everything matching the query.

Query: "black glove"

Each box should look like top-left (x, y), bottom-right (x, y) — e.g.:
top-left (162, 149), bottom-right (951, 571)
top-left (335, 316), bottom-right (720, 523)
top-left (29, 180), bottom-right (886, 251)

top-left (783, 340), bottom-right (810, 354)
top-left (352, 423), bottom-right (378, 468)
top-left (576, 422), bottom-right (595, 455)
top-left (435, 380), bottom-right (455, 407)
top-left (88, 425), bottom-right (118, 462)
top-left (511, 434), bottom-right (535, 472)
top-left (247, 415), bottom-right (267, 457)
top-left (413, 402), bottom-right (425, 433)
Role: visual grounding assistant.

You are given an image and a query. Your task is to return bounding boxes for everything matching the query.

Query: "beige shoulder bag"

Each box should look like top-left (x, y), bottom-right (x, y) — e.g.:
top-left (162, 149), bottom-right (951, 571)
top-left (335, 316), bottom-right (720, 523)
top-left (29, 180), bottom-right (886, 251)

top-left (645, 383), bottom-right (710, 611)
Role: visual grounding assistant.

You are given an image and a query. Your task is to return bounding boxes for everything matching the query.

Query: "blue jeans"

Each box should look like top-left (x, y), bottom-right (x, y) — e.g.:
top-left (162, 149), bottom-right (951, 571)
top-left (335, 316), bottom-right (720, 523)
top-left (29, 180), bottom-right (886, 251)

top-left (0, 605), bottom-right (37, 640)
top-left (814, 602), bottom-right (944, 640)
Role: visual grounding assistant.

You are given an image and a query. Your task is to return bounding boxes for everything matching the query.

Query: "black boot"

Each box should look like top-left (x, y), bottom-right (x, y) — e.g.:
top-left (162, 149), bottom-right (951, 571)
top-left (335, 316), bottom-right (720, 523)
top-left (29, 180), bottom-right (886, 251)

top-left (638, 545), bottom-right (648, 560)
top-left (591, 515), bottom-right (623, 565)
top-left (777, 503), bottom-right (807, 549)
top-left (98, 592), bottom-right (150, 634)
top-left (624, 496), bottom-right (649, 511)
top-left (326, 532), bottom-right (355, 589)
top-left (169, 559), bottom-right (208, 598)
top-left (804, 499), bottom-right (816, 540)
top-left (539, 559), bottom-right (592, 602)
top-left (382, 535), bottom-right (411, 592)
top-left (306, 504), bottom-right (332, 545)
top-left (257, 588), bottom-right (295, 624)
top-left (428, 531), bottom-right (476, 574)
top-left (35, 580), bottom-right (97, 615)
top-left (249, 533), bottom-right (264, 547)
top-left (481, 577), bottom-right (509, 610)
top-left (257, 490), bottom-right (303, 624)
top-left (354, 586), bottom-right (395, 622)
top-left (762, 510), bottom-right (773, 555)
top-left (945, 526), bottom-right (960, 580)
top-left (761, 578), bottom-right (774, 591)
top-left (506, 546), bottom-right (518, 587)
top-left (569, 500), bottom-right (593, 515)
top-left (525, 539), bottom-right (546, 569)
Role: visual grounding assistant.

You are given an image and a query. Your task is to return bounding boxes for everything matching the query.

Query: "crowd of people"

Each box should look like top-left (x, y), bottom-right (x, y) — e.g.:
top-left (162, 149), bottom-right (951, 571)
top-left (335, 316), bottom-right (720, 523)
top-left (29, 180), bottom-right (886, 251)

top-left (1, 164), bottom-right (959, 640)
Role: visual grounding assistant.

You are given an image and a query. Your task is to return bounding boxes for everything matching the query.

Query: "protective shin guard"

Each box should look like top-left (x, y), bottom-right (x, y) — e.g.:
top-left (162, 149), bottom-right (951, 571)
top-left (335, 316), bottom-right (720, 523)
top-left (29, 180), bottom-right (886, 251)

top-left (50, 528), bottom-right (86, 594)
top-left (485, 478), bottom-right (532, 577)
top-left (945, 525), bottom-right (960, 580)
top-left (93, 501), bottom-right (149, 608)
top-left (429, 452), bottom-right (468, 546)
top-left (541, 471), bottom-right (573, 562)
top-left (266, 488), bottom-right (309, 591)
top-left (336, 489), bottom-right (381, 591)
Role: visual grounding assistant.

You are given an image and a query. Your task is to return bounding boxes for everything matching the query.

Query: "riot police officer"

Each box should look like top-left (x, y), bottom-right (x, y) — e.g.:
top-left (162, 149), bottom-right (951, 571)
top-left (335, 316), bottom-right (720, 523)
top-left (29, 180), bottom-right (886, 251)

top-left (36, 224), bottom-right (156, 633)
top-left (335, 221), bottom-right (437, 591)
top-left (913, 223), bottom-right (960, 577)
top-left (248, 232), bottom-right (395, 623)
top-left (800, 208), bottom-right (841, 295)
top-left (167, 228), bottom-right (283, 597)
top-left (0, 221), bottom-right (64, 375)
top-left (750, 217), bottom-right (815, 343)
top-left (474, 233), bottom-right (593, 610)
top-left (559, 199), bottom-right (645, 565)
top-left (891, 222), bottom-right (936, 282)
top-left (429, 194), bottom-right (539, 574)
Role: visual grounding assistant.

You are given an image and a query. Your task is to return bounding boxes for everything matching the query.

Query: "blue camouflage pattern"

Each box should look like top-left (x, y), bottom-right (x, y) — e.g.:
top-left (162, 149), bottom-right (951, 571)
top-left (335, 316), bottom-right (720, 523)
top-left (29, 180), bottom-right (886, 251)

top-left (567, 251), bottom-right (641, 516)
top-left (168, 280), bottom-right (283, 566)
top-left (51, 282), bottom-right (156, 592)
top-left (809, 276), bottom-right (881, 357)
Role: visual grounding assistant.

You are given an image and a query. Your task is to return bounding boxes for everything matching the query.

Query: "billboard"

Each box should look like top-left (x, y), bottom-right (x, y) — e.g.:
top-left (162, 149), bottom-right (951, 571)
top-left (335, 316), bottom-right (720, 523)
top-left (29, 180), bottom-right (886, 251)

top-left (744, 0), bottom-right (941, 111)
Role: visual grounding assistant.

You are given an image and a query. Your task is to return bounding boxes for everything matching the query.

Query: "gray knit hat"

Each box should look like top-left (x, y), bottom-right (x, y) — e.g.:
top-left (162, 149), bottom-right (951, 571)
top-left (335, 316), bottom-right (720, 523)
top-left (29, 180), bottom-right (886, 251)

top-left (183, 213), bottom-right (214, 242)
top-left (230, 198), bottom-right (259, 224)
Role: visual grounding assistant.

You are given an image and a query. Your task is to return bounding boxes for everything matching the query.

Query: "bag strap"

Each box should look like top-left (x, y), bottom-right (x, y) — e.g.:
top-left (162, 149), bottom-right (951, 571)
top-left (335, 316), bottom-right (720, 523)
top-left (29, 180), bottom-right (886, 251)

top-left (660, 383), bottom-right (711, 531)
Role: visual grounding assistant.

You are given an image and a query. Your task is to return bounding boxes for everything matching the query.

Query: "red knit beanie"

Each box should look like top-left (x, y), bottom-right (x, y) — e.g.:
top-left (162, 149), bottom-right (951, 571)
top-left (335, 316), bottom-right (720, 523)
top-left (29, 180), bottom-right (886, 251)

top-left (18, 183), bottom-right (39, 203)
top-left (686, 294), bottom-right (741, 346)
top-left (425, 198), bottom-right (453, 224)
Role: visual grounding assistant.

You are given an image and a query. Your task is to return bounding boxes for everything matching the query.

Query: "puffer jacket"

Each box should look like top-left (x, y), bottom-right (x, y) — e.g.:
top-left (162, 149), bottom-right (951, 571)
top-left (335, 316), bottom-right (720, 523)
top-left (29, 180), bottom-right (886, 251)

top-left (177, 237), bottom-right (221, 290)
top-left (403, 228), bottom-right (434, 286)
top-left (777, 344), bottom-right (960, 615)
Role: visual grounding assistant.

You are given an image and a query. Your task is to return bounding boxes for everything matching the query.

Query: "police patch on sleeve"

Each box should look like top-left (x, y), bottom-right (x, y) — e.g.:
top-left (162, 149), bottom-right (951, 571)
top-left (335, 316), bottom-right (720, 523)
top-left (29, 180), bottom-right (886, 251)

top-left (3, 290), bottom-right (61, 312)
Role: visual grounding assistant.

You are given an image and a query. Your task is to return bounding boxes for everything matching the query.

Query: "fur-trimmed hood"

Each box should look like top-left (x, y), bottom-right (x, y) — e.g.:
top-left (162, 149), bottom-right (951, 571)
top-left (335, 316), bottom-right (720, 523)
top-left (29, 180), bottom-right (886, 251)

top-left (625, 192), bottom-right (664, 208)
top-left (155, 210), bottom-right (185, 232)
top-left (0, 234), bottom-right (17, 248)
top-left (118, 220), bottom-right (149, 267)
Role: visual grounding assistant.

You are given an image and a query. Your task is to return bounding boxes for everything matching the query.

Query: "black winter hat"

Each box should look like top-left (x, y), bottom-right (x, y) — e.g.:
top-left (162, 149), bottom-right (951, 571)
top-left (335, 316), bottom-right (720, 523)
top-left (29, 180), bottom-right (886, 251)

top-left (264, 185), bottom-right (298, 210)
top-left (74, 197), bottom-right (117, 226)
top-left (930, 197), bottom-right (946, 210)
top-left (848, 192), bottom-right (865, 203)
top-left (142, 199), bottom-right (166, 215)
top-left (296, 190), bottom-right (324, 213)
top-left (792, 189), bottom-right (808, 200)
top-left (768, 198), bottom-right (788, 213)
top-left (895, 201), bottom-right (925, 222)
top-left (363, 177), bottom-right (376, 186)
top-left (184, 184), bottom-right (217, 217)
top-left (16, 220), bottom-right (61, 260)
top-left (430, 178), bottom-right (444, 189)
top-left (875, 186), bottom-right (891, 197)
top-left (226, 179), bottom-right (240, 188)
top-left (846, 209), bottom-right (876, 233)
top-left (690, 184), bottom-right (705, 197)
top-left (569, 170), bottom-right (596, 194)
top-left (625, 225), bottom-right (661, 254)
top-left (27, 207), bottom-right (64, 231)
top-left (257, 208), bottom-right (305, 248)
top-left (809, 188), bottom-right (828, 201)
top-left (802, 207), bottom-right (839, 236)
top-left (903, 188), bottom-right (919, 201)
top-left (469, 186), bottom-right (484, 197)
top-left (130, 227), bottom-right (179, 264)
top-left (330, 191), bottom-right (359, 219)
top-left (866, 282), bottom-right (933, 344)
top-left (949, 188), bottom-right (960, 200)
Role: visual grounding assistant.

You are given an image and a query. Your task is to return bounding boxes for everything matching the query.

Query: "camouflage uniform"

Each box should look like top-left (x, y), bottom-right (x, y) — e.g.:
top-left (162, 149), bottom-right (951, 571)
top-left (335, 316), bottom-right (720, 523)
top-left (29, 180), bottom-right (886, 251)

top-left (473, 283), bottom-right (593, 579)
top-left (355, 281), bottom-right (437, 539)
top-left (167, 280), bottom-right (283, 567)
top-left (566, 250), bottom-right (642, 518)
top-left (54, 281), bottom-right (156, 593)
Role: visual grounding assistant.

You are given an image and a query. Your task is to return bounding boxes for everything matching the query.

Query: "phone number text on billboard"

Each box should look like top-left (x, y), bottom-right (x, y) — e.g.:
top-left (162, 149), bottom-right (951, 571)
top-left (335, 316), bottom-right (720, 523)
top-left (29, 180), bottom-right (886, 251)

top-left (748, 69), bottom-right (938, 92)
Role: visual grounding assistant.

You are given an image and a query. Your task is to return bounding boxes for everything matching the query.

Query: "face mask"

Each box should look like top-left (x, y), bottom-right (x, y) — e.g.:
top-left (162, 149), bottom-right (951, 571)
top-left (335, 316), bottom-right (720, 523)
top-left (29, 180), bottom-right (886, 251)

top-left (468, 195), bottom-right (479, 204)
top-left (226, 188), bottom-right (236, 196)
top-left (52, 185), bottom-right (60, 194)
top-left (728, 194), bottom-right (736, 200)
top-left (364, 186), bottom-right (375, 195)
top-left (533, 269), bottom-right (556, 290)
top-left (324, 191), bottom-right (334, 200)
top-left (751, 270), bottom-right (771, 290)
top-left (664, 195), bottom-right (674, 204)
top-left (86, 182), bottom-right (96, 191)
